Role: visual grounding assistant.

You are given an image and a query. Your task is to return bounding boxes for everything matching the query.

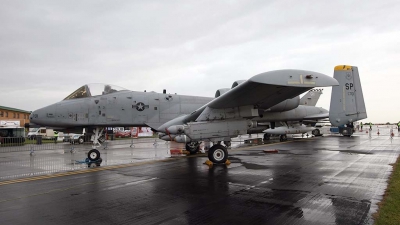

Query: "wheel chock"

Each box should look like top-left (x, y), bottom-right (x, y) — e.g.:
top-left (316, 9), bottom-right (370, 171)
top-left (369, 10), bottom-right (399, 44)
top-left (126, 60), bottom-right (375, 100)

top-left (225, 160), bottom-right (231, 165)
top-left (204, 160), bottom-right (213, 166)
top-left (170, 149), bottom-right (183, 155)
top-left (263, 149), bottom-right (279, 153)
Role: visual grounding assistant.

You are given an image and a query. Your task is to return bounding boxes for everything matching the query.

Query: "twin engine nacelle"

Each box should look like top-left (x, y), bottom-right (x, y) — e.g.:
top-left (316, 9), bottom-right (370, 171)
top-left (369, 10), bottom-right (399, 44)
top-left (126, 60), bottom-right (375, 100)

top-left (215, 88), bottom-right (230, 98)
top-left (215, 80), bottom-right (247, 98)
top-left (266, 96), bottom-right (300, 112)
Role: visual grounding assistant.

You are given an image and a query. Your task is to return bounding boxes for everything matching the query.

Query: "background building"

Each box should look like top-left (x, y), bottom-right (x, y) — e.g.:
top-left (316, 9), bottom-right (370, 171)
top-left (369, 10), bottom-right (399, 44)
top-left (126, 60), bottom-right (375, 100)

top-left (0, 106), bottom-right (31, 127)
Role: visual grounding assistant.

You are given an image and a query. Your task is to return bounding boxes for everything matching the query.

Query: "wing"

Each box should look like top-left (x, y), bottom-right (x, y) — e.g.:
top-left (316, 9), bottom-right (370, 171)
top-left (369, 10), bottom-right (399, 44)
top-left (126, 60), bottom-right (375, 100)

top-left (209, 70), bottom-right (336, 109)
top-left (188, 70), bottom-right (337, 121)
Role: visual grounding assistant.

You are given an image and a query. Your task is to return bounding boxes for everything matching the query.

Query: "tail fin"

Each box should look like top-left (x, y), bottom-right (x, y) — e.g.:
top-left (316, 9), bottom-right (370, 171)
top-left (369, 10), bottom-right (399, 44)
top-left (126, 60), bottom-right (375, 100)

top-left (300, 89), bottom-right (323, 106)
top-left (329, 65), bottom-right (367, 126)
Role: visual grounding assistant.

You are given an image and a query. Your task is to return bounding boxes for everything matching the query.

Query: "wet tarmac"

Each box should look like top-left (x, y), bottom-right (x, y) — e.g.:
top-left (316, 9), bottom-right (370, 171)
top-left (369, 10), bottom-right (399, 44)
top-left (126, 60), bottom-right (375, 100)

top-left (0, 127), bottom-right (399, 224)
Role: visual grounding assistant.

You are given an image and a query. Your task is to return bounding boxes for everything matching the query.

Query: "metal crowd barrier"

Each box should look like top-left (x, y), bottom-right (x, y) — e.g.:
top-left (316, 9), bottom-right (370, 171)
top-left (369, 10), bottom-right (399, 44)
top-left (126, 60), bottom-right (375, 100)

top-left (0, 136), bottom-right (162, 153)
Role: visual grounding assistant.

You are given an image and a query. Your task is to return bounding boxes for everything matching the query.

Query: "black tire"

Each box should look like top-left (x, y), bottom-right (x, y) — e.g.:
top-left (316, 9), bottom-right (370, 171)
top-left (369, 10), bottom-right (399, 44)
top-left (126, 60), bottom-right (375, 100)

top-left (88, 149), bottom-right (100, 161)
top-left (185, 142), bottom-right (200, 155)
top-left (208, 144), bottom-right (228, 164)
top-left (263, 133), bottom-right (271, 140)
top-left (88, 162), bottom-right (97, 168)
top-left (78, 137), bottom-right (84, 144)
top-left (312, 129), bottom-right (320, 136)
top-left (279, 134), bottom-right (287, 142)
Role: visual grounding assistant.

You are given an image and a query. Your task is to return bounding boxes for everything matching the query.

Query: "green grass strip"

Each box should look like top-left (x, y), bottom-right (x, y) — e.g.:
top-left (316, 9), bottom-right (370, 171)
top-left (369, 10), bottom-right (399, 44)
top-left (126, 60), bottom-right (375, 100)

top-left (374, 155), bottom-right (400, 225)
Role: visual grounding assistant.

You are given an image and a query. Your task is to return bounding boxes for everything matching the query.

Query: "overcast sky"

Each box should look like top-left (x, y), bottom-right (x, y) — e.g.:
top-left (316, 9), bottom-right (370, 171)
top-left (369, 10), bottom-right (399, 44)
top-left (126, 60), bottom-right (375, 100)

top-left (1, 0), bottom-right (399, 123)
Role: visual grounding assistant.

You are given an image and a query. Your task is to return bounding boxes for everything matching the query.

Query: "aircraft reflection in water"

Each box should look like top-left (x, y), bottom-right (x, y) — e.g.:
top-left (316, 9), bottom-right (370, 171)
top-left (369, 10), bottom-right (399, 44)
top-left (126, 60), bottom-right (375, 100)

top-left (30, 65), bottom-right (367, 163)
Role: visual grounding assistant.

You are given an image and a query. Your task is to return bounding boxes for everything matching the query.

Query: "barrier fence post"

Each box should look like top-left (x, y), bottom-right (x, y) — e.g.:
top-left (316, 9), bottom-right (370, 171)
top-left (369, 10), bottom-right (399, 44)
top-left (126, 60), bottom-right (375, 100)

top-left (153, 139), bottom-right (158, 147)
top-left (30, 145), bottom-right (34, 155)
top-left (130, 138), bottom-right (135, 148)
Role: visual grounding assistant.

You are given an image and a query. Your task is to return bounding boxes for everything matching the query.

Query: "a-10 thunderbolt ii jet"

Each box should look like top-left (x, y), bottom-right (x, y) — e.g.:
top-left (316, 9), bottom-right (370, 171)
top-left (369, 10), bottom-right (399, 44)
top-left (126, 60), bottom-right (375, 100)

top-left (29, 65), bottom-right (366, 164)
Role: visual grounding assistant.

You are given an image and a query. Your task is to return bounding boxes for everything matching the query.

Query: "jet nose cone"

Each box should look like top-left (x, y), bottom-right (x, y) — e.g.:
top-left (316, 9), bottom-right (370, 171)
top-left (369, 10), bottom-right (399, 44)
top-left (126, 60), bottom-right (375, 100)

top-left (30, 109), bottom-right (41, 124)
top-left (30, 105), bottom-right (56, 126)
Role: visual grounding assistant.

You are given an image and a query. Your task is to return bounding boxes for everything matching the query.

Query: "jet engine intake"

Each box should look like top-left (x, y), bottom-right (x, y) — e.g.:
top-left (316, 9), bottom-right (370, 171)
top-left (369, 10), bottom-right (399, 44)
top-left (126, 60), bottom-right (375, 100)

top-left (231, 80), bottom-right (246, 88)
top-left (215, 88), bottom-right (231, 98)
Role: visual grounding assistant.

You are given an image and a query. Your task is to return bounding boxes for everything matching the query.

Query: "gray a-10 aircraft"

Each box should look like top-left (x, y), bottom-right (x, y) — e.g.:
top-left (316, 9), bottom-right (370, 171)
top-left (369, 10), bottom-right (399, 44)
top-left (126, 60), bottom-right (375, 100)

top-left (30, 65), bottom-right (366, 164)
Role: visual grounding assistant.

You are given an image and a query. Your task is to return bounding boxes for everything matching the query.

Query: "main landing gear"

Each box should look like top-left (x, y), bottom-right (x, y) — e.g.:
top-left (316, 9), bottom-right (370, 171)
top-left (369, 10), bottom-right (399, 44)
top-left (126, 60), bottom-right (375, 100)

top-left (208, 144), bottom-right (228, 164)
top-left (88, 127), bottom-right (104, 161)
top-left (279, 134), bottom-right (287, 142)
top-left (206, 141), bottom-right (232, 164)
top-left (186, 140), bottom-right (231, 164)
top-left (185, 141), bottom-right (200, 155)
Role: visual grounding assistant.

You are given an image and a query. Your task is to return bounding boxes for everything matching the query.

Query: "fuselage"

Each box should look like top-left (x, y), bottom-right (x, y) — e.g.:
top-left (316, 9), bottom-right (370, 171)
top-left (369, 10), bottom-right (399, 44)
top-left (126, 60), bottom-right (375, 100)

top-left (30, 83), bottom-right (329, 131)
top-left (30, 90), bottom-right (212, 129)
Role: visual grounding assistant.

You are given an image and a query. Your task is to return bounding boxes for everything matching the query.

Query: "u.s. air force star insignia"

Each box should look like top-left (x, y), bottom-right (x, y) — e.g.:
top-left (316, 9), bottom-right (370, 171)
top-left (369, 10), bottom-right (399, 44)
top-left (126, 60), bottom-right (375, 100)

top-left (136, 102), bottom-right (145, 111)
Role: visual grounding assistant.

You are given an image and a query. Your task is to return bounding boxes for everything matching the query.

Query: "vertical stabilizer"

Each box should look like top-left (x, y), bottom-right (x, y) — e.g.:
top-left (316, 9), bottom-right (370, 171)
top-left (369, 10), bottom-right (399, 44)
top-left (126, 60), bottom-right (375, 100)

top-left (329, 65), bottom-right (367, 126)
top-left (300, 89), bottom-right (323, 106)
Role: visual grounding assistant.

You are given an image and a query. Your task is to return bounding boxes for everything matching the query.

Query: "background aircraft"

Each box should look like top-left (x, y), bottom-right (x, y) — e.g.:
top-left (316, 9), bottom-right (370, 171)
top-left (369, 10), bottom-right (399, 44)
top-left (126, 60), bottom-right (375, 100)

top-left (29, 65), bottom-right (366, 163)
top-left (258, 89), bottom-right (325, 141)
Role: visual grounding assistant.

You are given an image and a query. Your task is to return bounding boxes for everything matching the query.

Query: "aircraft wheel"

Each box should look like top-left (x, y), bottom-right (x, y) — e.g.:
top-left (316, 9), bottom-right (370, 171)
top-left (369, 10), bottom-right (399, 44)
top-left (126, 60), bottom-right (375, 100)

top-left (88, 162), bottom-right (97, 168)
top-left (208, 144), bottom-right (228, 164)
top-left (312, 129), bottom-right (320, 136)
top-left (88, 149), bottom-right (100, 161)
top-left (279, 134), bottom-right (287, 142)
top-left (185, 142), bottom-right (200, 155)
top-left (263, 133), bottom-right (271, 140)
top-left (78, 137), bottom-right (84, 144)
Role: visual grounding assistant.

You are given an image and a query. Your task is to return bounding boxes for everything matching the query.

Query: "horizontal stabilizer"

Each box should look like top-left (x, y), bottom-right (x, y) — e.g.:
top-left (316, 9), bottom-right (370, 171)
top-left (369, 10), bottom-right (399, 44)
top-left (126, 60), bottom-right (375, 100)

top-left (300, 89), bottom-right (323, 106)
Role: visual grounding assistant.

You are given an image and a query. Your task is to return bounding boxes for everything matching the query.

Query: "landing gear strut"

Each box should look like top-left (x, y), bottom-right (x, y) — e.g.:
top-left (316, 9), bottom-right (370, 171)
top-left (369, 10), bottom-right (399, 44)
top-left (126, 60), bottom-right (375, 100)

top-left (223, 141), bottom-right (231, 148)
top-left (88, 127), bottom-right (104, 160)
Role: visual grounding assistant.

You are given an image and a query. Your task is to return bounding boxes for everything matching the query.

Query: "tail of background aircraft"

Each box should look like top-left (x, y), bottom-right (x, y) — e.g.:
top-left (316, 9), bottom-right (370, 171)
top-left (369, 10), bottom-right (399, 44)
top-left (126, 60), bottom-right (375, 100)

top-left (300, 89), bottom-right (323, 106)
top-left (329, 65), bottom-right (367, 126)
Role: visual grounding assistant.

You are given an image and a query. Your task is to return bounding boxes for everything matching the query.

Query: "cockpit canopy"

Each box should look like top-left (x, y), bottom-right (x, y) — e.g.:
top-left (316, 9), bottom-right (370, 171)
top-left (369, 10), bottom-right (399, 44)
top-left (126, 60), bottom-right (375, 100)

top-left (63, 83), bottom-right (129, 100)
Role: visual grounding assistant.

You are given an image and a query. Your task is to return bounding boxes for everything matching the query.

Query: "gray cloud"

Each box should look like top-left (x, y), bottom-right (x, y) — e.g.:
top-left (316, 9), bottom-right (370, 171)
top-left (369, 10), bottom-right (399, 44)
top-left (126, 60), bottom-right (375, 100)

top-left (1, 0), bottom-right (399, 122)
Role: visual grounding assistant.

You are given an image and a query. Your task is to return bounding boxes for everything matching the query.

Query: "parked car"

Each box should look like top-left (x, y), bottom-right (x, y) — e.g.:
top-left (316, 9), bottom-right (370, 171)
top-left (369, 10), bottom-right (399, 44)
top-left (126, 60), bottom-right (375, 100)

top-left (69, 134), bottom-right (104, 144)
top-left (63, 135), bottom-right (71, 142)
top-left (70, 134), bottom-right (85, 144)
top-left (115, 130), bottom-right (131, 138)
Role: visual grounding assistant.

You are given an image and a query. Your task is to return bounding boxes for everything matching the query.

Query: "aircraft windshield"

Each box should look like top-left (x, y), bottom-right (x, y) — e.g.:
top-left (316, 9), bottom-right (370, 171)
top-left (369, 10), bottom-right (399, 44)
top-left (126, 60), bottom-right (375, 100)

top-left (63, 84), bottom-right (128, 100)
